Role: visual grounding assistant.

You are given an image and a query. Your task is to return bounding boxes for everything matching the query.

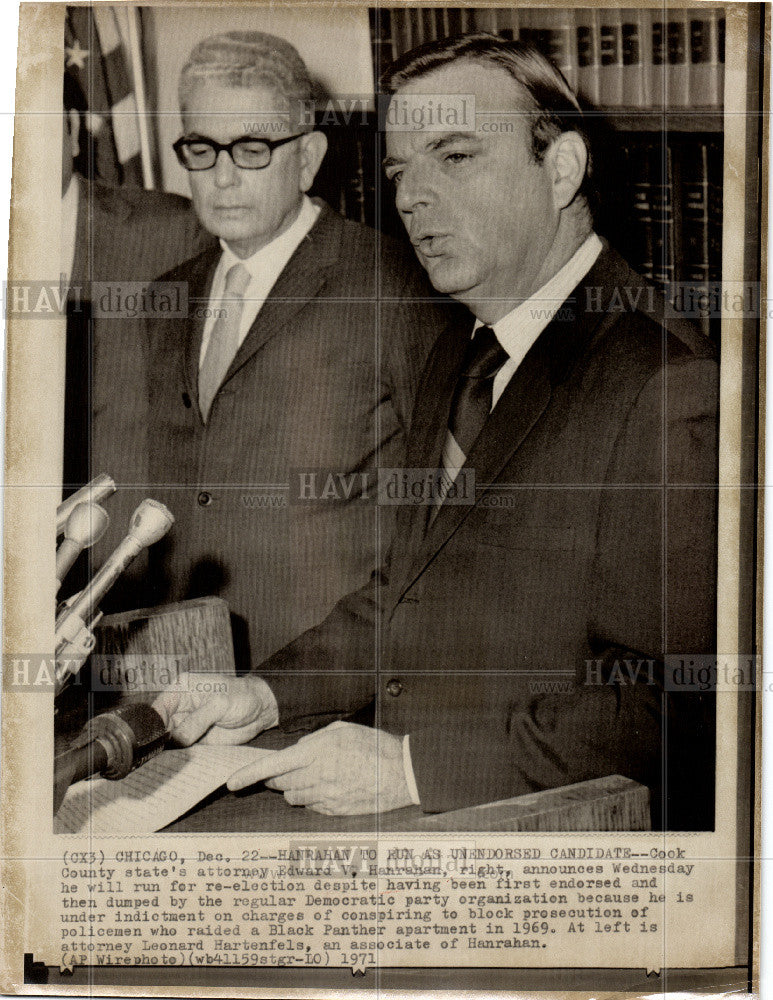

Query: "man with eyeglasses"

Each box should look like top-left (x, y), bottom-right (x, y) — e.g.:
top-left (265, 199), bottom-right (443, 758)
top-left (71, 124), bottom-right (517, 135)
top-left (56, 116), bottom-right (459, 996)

top-left (127, 32), bottom-right (451, 667)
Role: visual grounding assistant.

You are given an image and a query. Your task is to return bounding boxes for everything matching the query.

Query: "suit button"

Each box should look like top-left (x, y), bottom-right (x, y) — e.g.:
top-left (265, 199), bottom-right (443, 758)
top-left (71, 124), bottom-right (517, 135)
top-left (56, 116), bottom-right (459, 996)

top-left (197, 491), bottom-right (212, 507)
top-left (386, 678), bottom-right (403, 697)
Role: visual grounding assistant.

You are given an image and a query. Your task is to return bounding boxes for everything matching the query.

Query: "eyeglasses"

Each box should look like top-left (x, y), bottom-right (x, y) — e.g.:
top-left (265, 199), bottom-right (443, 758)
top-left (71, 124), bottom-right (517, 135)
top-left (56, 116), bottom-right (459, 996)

top-left (173, 133), bottom-right (303, 171)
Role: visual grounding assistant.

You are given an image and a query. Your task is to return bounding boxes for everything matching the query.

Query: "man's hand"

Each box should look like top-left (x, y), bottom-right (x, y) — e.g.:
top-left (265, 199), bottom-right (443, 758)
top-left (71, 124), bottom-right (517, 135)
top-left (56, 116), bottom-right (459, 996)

top-left (152, 671), bottom-right (279, 747)
top-left (227, 721), bottom-right (414, 815)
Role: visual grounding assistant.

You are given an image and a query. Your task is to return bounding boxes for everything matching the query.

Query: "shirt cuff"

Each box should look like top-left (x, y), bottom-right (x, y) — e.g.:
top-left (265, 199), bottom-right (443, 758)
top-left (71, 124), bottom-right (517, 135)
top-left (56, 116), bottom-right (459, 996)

top-left (402, 734), bottom-right (421, 806)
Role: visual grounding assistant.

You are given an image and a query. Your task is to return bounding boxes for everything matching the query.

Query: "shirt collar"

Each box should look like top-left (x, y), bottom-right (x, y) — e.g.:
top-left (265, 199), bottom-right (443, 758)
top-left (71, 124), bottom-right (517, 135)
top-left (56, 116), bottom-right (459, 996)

top-left (479, 232), bottom-right (603, 357)
top-left (217, 194), bottom-right (320, 284)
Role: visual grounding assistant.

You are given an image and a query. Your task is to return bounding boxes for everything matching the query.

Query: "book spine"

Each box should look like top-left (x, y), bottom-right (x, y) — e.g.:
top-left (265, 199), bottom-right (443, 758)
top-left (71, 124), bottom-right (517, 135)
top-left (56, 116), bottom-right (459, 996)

top-left (688, 9), bottom-right (724, 108)
top-left (369, 8), bottom-right (395, 84)
top-left (516, 7), bottom-right (532, 45)
top-left (433, 8), bottom-right (449, 41)
top-left (576, 9), bottom-right (601, 106)
top-left (419, 7), bottom-right (435, 45)
top-left (474, 7), bottom-right (499, 35)
top-left (651, 143), bottom-right (675, 288)
top-left (666, 10), bottom-right (690, 107)
top-left (622, 9), bottom-right (648, 107)
top-left (407, 8), bottom-right (422, 50)
top-left (681, 141), bottom-right (711, 332)
top-left (689, 14), bottom-right (710, 105)
top-left (717, 16), bottom-right (726, 107)
top-left (541, 9), bottom-right (578, 91)
top-left (630, 141), bottom-right (655, 281)
top-left (707, 139), bottom-right (723, 285)
top-left (347, 133), bottom-right (366, 225)
top-left (650, 14), bottom-right (667, 109)
top-left (392, 7), bottom-right (413, 58)
top-left (458, 8), bottom-right (474, 35)
top-left (357, 128), bottom-right (376, 229)
top-left (495, 8), bottom-right (519, 41)
top-left (599, 9), bottom-right (624, 107)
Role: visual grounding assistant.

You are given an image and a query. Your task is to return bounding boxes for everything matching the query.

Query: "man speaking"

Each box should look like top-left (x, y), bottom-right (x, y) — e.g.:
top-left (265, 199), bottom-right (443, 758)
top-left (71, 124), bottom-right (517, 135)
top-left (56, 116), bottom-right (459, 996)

top-left (155, 36), bottom-right (718, 830)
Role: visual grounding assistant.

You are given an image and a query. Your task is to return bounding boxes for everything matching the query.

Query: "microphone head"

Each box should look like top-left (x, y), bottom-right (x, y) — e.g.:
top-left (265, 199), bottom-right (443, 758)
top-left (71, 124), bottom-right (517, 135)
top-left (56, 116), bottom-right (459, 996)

top-left (127, 499), bottom-right (175, 548)
top-left (64, 502), bottom-right (110, 548)
top-left (57, 474), bottom-right (117, 535)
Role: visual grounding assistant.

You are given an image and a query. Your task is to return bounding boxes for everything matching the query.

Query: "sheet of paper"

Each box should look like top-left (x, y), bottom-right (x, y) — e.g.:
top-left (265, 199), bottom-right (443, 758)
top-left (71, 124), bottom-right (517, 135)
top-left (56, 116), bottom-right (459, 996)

top-left (54, 745), bottom-right (275, 835)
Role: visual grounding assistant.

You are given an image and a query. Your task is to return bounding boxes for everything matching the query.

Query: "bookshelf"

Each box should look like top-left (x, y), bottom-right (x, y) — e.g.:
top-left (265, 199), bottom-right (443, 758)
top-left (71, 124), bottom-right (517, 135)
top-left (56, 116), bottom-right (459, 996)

top-left (369, 7), bottom-right (725, 110)
top-left (594, 110), bottom-right (723, 132)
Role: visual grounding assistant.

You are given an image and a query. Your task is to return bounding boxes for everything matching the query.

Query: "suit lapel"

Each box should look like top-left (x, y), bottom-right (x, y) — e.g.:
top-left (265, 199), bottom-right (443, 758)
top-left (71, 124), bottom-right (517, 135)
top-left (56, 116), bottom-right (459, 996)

top-left (389, 319), bottom-right (473, 586)
top-left (219, 202), bottom-right (342, 387)
top-left (395, 336), bottom-right (552, 603)
top-left (183, 249), bottom-right (220, 413)
top-left (392, 243), bottom-right (623, 604)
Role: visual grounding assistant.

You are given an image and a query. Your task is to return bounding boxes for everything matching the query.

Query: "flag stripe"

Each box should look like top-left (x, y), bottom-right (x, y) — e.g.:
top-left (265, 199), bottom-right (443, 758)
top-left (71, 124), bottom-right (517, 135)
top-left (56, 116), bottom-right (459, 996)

top-left (92, 6), bottom-right (121, 54)
top-left (111, 93), bottom-right (140, 162)
top-left (101, 40), bottom-right (133, 105)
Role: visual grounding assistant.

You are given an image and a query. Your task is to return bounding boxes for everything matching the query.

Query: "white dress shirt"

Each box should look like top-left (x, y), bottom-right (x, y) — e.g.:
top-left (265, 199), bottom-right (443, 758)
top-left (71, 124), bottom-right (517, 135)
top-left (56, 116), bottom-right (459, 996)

top-left (404, 232), bottom-right (604, 806)
top-left (439, 233), bottom-right (604, 491)
top-left (199, 195), bottom-right (321, 365)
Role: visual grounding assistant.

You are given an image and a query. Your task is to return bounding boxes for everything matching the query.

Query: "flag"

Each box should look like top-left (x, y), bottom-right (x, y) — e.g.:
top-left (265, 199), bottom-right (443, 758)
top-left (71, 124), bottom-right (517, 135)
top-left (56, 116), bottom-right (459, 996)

top-left (65, 5), bottom-right (143, 186)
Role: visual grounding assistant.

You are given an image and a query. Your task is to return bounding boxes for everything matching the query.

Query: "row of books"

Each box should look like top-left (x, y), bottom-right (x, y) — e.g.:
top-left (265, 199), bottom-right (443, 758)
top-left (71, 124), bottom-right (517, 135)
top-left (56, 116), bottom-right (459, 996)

top-left (371, 8), bottom-right (725, 110)
top-left (618, 137), bottom-right (723, 337)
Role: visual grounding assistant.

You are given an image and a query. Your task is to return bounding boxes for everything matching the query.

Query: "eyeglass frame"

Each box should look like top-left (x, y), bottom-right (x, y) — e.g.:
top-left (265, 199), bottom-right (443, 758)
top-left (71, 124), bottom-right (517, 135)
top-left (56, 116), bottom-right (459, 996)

top-left (172, 132), bottom-right (304, 171)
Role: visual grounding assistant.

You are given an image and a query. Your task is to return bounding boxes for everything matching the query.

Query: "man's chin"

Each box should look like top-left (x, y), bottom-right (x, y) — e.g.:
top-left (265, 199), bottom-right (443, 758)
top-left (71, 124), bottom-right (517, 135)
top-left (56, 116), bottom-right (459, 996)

top-left (420, 258), bottom-right (475, 299)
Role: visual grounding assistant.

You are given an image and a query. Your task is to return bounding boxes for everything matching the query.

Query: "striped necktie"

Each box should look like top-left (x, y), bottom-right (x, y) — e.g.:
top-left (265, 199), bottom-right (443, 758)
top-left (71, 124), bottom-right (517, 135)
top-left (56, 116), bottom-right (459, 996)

top-left (198, 262), bottom-right (251, 422)
top-left (436, 325), bottom-right (509, 504)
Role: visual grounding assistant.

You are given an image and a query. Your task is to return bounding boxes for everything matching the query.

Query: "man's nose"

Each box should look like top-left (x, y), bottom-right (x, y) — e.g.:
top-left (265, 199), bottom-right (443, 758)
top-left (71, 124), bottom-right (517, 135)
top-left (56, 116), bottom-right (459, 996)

top-left (213, 149), bottom-right (239, 188)
top-left (393, 163), bottom-right (434, 215)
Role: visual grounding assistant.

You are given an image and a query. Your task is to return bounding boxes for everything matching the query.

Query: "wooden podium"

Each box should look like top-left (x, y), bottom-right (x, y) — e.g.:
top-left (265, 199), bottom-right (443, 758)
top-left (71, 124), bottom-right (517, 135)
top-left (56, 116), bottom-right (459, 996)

top-left (82, 598), bottom-right (650, 832)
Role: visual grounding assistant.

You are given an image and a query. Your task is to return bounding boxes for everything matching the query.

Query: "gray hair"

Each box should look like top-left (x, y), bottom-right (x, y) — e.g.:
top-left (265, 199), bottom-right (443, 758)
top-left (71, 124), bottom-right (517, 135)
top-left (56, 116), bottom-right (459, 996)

top-left (179, 30), bottom-right (314, 125)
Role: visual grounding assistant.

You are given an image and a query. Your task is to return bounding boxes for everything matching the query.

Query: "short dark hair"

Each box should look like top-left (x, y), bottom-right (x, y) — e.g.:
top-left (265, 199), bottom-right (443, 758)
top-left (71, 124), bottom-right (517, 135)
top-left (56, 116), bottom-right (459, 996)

top-left (382, 33), bottom-right (596, 211)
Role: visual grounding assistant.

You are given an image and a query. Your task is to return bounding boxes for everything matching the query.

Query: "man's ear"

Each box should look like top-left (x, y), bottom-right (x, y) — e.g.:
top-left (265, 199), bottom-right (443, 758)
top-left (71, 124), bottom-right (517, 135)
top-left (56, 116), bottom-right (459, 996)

top-left (298, 130), bottom-right (328, 192)
top-left (546, 132), bottom-right (587, 211)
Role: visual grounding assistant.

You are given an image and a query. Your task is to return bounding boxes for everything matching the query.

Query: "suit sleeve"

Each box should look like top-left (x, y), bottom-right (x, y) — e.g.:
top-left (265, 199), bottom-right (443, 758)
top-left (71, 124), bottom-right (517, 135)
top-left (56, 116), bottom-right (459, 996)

top-left (258, 562), bottom-right (387, 732)
top-left (407, 356), bottom-right (718, 821)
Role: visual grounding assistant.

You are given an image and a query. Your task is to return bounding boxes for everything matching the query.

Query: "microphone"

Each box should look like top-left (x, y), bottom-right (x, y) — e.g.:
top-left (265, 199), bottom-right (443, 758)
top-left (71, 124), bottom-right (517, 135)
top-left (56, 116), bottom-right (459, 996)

top-left (59, 499), bottom-right (174, 629)
top-left (54, 702), bottom-right (169, 813)
top-left (56, 502), bottom-right (110, 589)
top-left (57, 474), bottom-right (116, 536)
top-left (54, 499), bottom-right (174, 693)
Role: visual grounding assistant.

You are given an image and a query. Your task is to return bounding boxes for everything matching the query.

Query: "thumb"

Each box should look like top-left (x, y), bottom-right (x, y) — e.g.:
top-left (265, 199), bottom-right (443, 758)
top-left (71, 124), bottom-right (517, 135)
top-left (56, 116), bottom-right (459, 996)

top-left (170, 696), bottom-right (229, 746)
top-left (151, 690), bottom-right (178, 728)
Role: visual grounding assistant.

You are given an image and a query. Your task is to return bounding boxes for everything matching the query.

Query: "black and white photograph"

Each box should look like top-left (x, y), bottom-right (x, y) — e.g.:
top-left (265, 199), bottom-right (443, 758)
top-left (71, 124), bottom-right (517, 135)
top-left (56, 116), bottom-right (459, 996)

top-left (0, 1), bottom-right (766, 995)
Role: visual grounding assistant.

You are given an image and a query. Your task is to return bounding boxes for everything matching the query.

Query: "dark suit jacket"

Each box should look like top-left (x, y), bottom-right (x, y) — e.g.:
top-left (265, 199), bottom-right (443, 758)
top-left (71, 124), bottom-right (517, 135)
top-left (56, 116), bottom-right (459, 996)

top-left (120, 201), bottom-right (453, 666)
top-left (69, 176), bottom-right (210, 290)
top-left (259, 244), bottom-right (719, 830)
top-left (67, 177), bottom-right (214, 492)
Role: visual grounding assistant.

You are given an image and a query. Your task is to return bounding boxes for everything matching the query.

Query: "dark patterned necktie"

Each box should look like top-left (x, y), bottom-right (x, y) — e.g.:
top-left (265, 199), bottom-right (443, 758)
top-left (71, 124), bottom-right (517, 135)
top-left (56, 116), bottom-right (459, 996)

top-left (448, 325), bottom-right (509, 455)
